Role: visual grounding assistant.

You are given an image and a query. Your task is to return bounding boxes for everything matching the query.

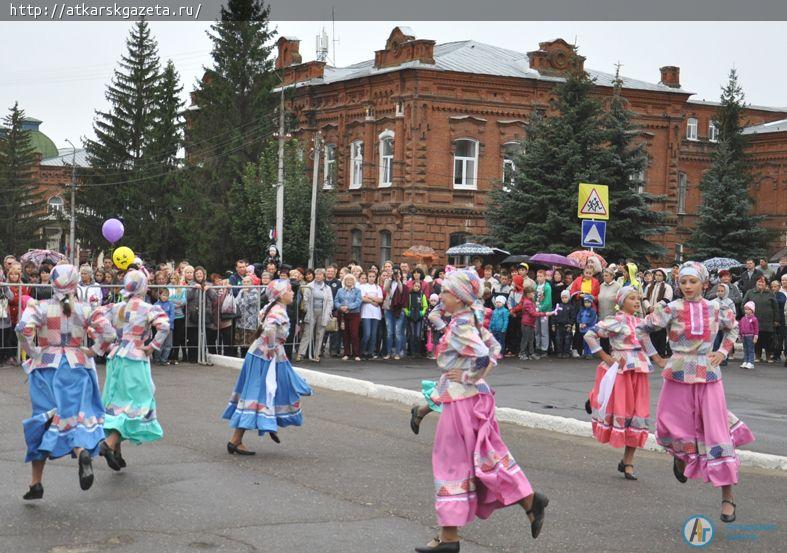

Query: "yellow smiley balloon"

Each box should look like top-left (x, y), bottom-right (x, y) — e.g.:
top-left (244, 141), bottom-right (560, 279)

top-left (112, 246), bottom-right (135, 270)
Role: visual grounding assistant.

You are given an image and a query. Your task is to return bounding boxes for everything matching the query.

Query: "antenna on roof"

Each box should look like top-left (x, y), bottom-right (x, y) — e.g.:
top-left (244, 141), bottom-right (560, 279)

top-left (330, 7), bottom-right (340, 66)
top-left (316, 27), bottom-right (329, 62)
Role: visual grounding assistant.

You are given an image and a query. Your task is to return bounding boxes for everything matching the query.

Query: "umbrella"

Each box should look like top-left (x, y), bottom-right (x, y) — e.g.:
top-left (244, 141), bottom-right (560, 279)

top-left (19, 249), bottom-right (67, 268)
top-left (528, 252), bottom-right (581, 269)
top-left (445, 242), bottom-right (495, 256)
top-left (702, 257), bottom-right (743, 272)
top-left (403, 245), bottom-right (437, 261)
top-left (501, 254), bottom-right (530, 266)
top-left (567, 250), bottom-right (608, 269)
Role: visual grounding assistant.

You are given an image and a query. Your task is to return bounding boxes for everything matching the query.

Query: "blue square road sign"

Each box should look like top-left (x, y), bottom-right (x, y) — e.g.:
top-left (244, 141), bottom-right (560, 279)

top-left (581, 220), bottom-right (606, 249)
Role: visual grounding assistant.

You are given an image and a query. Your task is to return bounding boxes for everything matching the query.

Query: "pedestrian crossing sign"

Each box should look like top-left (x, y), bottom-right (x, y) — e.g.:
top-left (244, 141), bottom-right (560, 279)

top-left (577, 183), bottom-right (609, 220)
top-left (581, 220), bottom-right (607, 248)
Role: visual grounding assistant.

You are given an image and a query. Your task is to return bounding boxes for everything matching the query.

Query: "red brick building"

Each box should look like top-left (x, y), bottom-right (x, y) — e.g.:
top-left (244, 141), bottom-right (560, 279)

top-left (277, 27), bottom-right (787, 266)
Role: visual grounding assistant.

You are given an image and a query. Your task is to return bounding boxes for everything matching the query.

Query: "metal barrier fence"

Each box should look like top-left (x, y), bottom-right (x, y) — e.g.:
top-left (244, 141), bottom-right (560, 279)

top-left (0, 282), bottom-right (314, 365)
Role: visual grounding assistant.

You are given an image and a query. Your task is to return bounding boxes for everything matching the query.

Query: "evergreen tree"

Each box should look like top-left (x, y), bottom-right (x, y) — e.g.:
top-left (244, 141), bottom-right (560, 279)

top-left (226, 140), bottom-right (335, 267)
top-left (81, 20), bottom-right (184, 261)
top-left (600, 72), bottom-right (666, 262)
top-left (182, 0), bottom-right (278, 269)
top-left (0, 103), bottom-right (46, 255)
top-left (688, 69), bottom-right (768, 259)
top-left (486, 69), bottom-right (608, 254)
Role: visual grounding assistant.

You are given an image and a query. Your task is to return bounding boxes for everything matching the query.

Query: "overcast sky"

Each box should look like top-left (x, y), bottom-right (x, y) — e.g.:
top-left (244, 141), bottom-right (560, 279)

top-left (3, 21), bottom-right (787, 150)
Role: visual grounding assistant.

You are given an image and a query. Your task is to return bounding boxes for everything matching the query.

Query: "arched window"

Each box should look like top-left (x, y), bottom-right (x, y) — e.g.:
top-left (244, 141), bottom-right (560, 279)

top-left (350, 140), bottom-right (364, 189)
top-left (47, 196), bottom-right (64, 214)
top-left (379, 130), bottom-right (394, 187)
top-left (351, 229), bottom-right (363, 263)
top-left (379, 230), bottom-right (392, 265)
top-left (453, 139), bottom-right (478, 189)
top-left (323, 144), bottom-right (336, 189)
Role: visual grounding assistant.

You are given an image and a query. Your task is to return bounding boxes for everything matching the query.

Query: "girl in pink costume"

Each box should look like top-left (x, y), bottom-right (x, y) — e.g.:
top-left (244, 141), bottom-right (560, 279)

top-left (584, 286), bottom-right (650, 480)
top-left (636, 261), bottom-right (754, 523)
top-left (414, 269), bottom-right (548, 553)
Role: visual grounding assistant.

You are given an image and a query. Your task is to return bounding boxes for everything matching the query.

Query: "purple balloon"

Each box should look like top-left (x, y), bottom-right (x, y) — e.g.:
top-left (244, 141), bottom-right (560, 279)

top-left (102, 218), bottom-right (124, 244)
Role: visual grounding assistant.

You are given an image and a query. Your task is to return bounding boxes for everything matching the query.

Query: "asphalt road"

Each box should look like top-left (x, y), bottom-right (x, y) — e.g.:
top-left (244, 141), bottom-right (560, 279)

top-left (300, 354), bottom-right (787, 457)
top-left (0, 363), bottom-right (785, 553)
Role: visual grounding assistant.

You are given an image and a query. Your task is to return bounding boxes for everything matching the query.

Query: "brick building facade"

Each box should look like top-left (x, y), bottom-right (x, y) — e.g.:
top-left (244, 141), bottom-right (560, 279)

top-left (277, 27), bottom-right (787, 266)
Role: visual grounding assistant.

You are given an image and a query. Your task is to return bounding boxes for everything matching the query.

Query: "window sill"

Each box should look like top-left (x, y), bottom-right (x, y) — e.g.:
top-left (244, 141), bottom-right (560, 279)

top-left (378, 183), bottom-right (392, 188)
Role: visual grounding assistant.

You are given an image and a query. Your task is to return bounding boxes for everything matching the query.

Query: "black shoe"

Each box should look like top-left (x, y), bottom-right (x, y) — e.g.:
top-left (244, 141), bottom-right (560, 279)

top-left (526, 491), bottom-right (549, 538)
top-left (23, 483), bottom-right (44, 500)
top-left (227, 442), bottom-right (255, 456)
top-left (673, 457), bottom-right (687, 483)
top-left (116, 444), bottom-right (127, 468)
top-left (617, 461), bottom-right (638, 480)
top-left (269, 432), bottom-right (281, 444)
top-left (720, 499), bottom-right (736, 523)
top-left (410, 405), bottom-right (423, 435)
top-left (78, 450), bottom-right (94, 491)
top-left (414, 537), bottom-right (460, 552)
top-left (100, 441), bottom-right (122, 472)
top-left (584, 399), bottom-right (592, 415)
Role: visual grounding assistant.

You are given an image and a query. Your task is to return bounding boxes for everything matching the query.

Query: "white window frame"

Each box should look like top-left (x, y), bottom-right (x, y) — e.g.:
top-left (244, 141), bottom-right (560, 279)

top-left (502, 142), bottom-right (521, 188)
top-left (630, 169), bottom-right (646, 194)
top-left (350, 140), bottom-right (364, 189)
top-left (453, 138), bottom-right (479, 190)
top-left (686, 118), bottom-right (698, 141)
top-left (379, 130), bottom-right (394, 188)
top-left (323, 143), bottom-right (336, 189)
top-left (379, 230), bottom-right (392, 265)
top-left (708, 120), bottom-right (719, 143)
top-left (48, 195), bottom-right (64, 213)
top-left (677, 172), bottom-right (687, 215)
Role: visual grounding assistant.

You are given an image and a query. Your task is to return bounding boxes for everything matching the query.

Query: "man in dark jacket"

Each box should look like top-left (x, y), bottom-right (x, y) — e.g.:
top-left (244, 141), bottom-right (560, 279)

top-left (742, 276), bottom-right (779, 362)
top-left (324, 265), bottom-right (342, 357)
top-left (736, 258), bottom-right (763, 296)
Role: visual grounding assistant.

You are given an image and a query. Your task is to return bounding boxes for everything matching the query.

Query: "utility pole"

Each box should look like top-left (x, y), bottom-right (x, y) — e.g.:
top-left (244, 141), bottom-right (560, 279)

top-left (65, 139), bottom-right (77, 264)
top-left (275, 81), bottom-right (285, 262)
top-left (308, 132), bottom-right (322, 269)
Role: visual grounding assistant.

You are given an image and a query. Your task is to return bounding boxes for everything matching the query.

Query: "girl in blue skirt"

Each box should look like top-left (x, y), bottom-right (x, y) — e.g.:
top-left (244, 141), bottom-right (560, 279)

top-left (223, 279), bottom-right (313, 455)
top-left (98, 270), bottom-right (170, 471)
top-left (15, 264), bottom-right (117, 500)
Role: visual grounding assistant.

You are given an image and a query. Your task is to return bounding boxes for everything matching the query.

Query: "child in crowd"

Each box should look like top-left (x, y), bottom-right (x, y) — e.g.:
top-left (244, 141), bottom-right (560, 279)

top-left (153, 287), bottom-right (176, 365)
top-left (425, 293), bottom-right (443, 359)
top-left (506, 275), bottom-right (525, 357)
top-left (517, 287), bottom-right (553, 361)
top-left (404, 280), bottom-right (429, 358)
top-left (552, 290), bottom-right (577, 358)
top-left (535, 270), bottom-right (552, 355)
top-left (490, 295), bottom-right (509, 352)
top-left (712, 284), bottom-right (736, 366)
top-left (739, 301), bottom-right (758, 370)
top-left (577, 294), bottom-right (598, 359)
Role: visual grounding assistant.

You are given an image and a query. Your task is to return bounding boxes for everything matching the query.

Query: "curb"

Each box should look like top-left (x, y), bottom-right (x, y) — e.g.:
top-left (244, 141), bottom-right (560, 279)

top-left (208, 354), bottom-right (787, 473)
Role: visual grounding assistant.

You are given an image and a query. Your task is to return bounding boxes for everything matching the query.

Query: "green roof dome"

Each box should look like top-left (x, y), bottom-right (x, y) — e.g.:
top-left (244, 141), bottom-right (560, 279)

top-left (21, 117), bottom-right (59, 159)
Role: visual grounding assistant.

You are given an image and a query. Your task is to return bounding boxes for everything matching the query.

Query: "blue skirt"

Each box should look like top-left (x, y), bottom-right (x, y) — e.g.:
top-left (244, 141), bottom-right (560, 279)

top-left (222, 353), bottom-right (313, 435)
top-left (23, 358), bottom-right (105, 462)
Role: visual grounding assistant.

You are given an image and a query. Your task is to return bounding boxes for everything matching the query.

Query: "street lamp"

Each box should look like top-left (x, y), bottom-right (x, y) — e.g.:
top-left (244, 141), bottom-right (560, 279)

top-left (64, 138), bottom-right (77, 264)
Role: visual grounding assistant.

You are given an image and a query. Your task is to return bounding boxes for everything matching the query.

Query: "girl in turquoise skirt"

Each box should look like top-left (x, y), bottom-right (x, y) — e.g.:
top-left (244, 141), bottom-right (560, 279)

top-left (223, 279), bottom-right (313, 455)
top-left (99, 270), bottom-right (170, 471)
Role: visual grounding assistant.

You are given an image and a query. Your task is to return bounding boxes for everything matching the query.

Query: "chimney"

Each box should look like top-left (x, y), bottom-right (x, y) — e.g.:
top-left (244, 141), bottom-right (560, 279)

top-left (276, 36), bottom-right (302, 70)
top-left (659, 66), bottom-right (681, 88)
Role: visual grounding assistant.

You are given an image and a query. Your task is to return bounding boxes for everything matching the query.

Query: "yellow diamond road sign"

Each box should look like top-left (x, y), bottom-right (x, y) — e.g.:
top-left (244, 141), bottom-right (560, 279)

top-left (577, 182), bottom-right (609, 220)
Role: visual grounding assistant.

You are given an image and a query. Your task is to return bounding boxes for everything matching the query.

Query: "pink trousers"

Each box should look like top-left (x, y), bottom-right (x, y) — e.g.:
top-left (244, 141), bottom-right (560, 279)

top-left (656, 379), bottom-right (754, 487)
top-left (432, 393), bottom-right (533, 527)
